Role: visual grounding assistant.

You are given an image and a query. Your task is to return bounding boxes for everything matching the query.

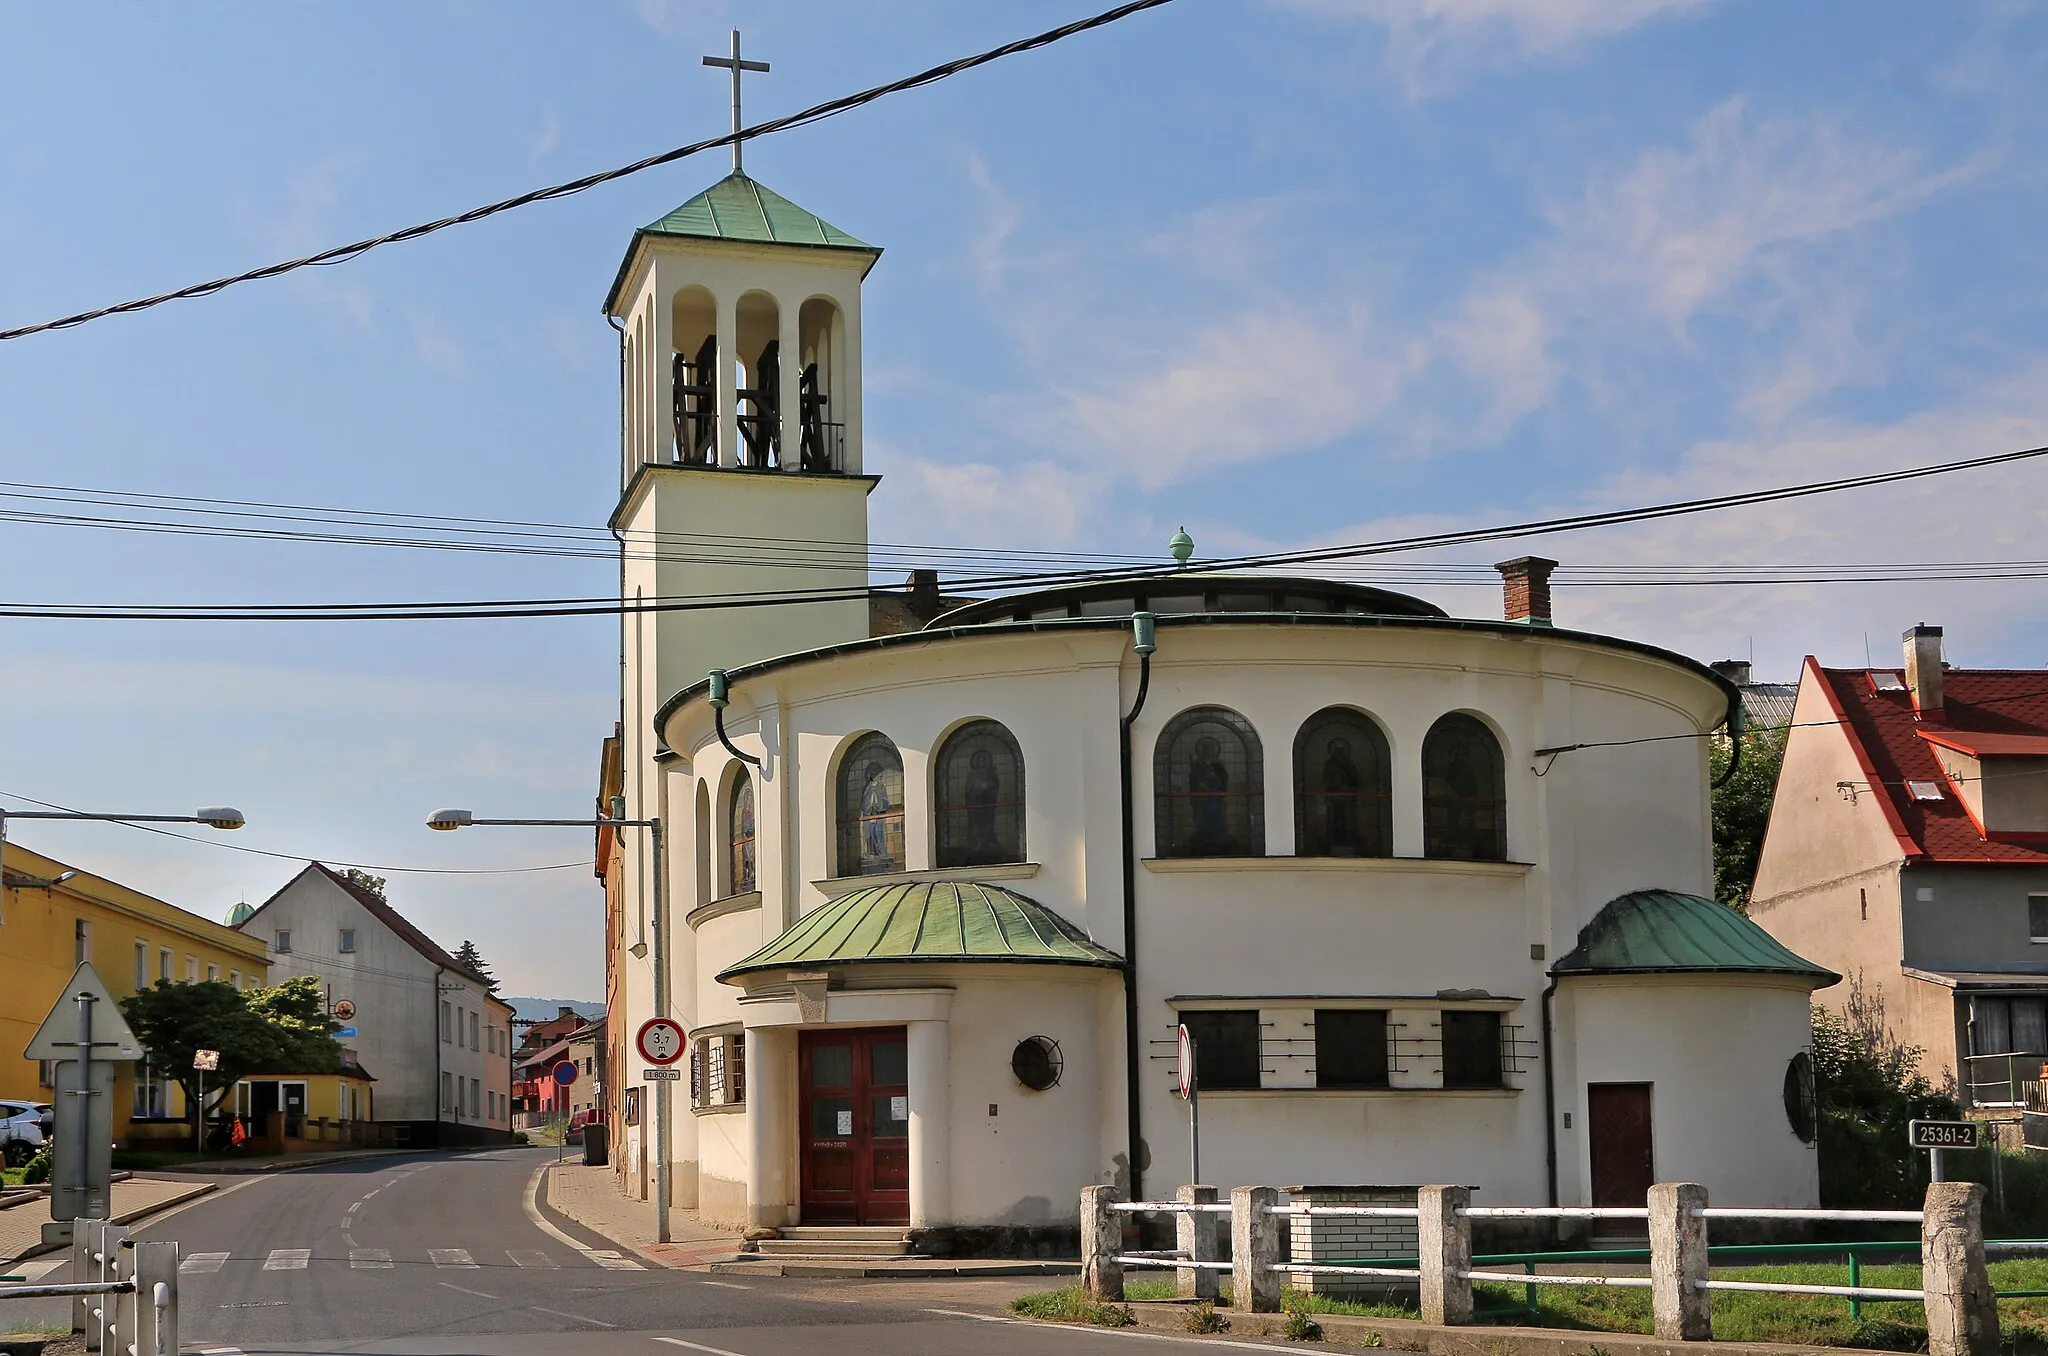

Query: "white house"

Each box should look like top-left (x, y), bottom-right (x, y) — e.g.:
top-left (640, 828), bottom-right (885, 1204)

top-left (601, 168), bottom-right (1834, 1247)
top-left (238, 863), bottom-right (516, 1145)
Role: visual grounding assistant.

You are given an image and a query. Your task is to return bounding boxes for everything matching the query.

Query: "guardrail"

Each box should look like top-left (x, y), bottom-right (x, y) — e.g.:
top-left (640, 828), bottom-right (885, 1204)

top-left (1080, 1181), bottom-right (2003, 1356)
top-left (0, 1217), bottom-right (180, 1355)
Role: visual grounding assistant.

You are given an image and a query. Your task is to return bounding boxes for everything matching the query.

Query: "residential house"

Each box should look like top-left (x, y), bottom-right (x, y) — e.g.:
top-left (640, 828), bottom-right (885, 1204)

top-left (1751, 625), bottom-right (2048, 1108)
top-left (236, 863), bottom-right (515, 1144)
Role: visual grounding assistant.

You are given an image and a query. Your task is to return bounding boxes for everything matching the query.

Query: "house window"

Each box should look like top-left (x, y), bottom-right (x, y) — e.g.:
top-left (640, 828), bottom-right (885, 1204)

top-left (159, 948), bottom-right (173, 983)
top-left (730, 1034), bottom-right (746, 1103)
top-left (729, 771), bottom-right (757, 894)
top-left (134, 941), bottom-right (149, 990)
top-left (707, 1040), bottom-right (725, 1104)
top-left (2030, 895), bottom-right (2048, 943)
top-left (132, 1060), bottom-right (167, 1119)
top-left (1441, 1010), bottom-right (1505, 1089)
top-left (1155, 707), bottom-right (1265, 858)
top-left (75, 919), bottom-right (91, 964)
top-left (229, 970), bottom-right (240, 990)
top-left (934, 719), bottom-right (1026, 868)
top-left (339, 928), bottom-right (356, 954)
top-left (1971, 996), bottom-right (2048, 1057)
top-left (468, 1078), bottom-right (480, 1117)
top-left (442, 1071), bottom-right (455, 1114)
top-left (274, 930), bottom-right (292, 954)
top-left (469, 1011), bottom-right (480, 1050)
top-left (835, 732), bottom-right (906, 876)
top-left (1294, 708), bottom-right (1392, 858)
top-left (1315, 1010), bottom-right (1390, 1089)
top-left (1423, 714), bottom-right (1507, 862)
top-left (38, 1061), bottom-right (57, 1089)
top-left (1177, 1010), bottom-right (1262, 1090)
top-left (206, 964), bottom-right (219, 983)
top-left (186, 957), bottom-right (198, 983)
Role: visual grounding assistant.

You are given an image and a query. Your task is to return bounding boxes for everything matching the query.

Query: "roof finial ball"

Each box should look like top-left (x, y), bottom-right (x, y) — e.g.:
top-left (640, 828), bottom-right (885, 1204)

top-left (1168, 526), bottom-right (1194, 570)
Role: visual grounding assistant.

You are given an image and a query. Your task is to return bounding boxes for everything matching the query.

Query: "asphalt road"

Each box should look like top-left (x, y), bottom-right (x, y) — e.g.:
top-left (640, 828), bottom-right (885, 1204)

top-left (3, 1146), bottom-right (1293, 1355)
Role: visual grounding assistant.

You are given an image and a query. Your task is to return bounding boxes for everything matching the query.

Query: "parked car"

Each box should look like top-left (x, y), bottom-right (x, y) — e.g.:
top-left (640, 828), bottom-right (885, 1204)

top-left (565, 1107), bottom-right (599, 1145)
top-left (0, 1100), bottom-right (47, 1167)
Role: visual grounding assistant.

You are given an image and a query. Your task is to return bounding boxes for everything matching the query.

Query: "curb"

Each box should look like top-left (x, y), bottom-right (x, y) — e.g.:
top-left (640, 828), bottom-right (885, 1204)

top-left (711, 1258), bottom-right (1080, 1278)
top-left (147, 1148), bottom-right (438, 1176)
top-left (2, 1182), bottom-right (216, 1266)
top-left (538, 1163), bottom-right (745, 1271)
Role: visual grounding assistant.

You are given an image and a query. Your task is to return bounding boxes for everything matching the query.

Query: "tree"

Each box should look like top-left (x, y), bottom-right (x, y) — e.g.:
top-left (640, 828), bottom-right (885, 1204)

top-left (1710, 726), bottom-right (1785, 912)
top-left (337, 868), bottom-right (387, 902)
top-left (119, 976), bottom-right (341, 1130)
top-left (1813, 976), bottom-right (1957, 1207)
top-left (452, 940), bottom-right (498, 994)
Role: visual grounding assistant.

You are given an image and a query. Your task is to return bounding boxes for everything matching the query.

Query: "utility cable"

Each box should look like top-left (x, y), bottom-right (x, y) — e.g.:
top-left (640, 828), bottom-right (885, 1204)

top-left (0, 0), bottom-right (1182, 343)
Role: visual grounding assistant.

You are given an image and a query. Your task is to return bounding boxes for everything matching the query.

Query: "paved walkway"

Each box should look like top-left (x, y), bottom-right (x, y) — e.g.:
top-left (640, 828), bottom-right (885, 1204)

top-left (544, 1162), bottom-right (742, 1269)
top-left (0, 1177), bottom-right (214, 1264)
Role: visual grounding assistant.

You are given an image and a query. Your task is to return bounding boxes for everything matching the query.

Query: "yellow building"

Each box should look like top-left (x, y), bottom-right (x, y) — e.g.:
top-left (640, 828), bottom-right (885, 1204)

top-left (1, 841), bottom-right (271, 1146)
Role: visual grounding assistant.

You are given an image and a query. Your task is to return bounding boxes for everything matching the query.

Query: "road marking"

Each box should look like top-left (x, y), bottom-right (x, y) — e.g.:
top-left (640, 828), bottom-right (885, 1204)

top-left (925, 1307), bottom-right (1013, 1322)
top-left (653, 1339), bottom-right (752, 1356)
top-left (363, 1188), bottom-right (379, 1198)
top-left (350, 1248), bottom-right (393, 1270)
top-left (437, 1281), bottom-right (498, 1299)
top-left (530, 1304), bottom-right (618, 1328)
top-left (588, 1249), bottom-right (645, 1270)
top-left (261, 1249), bottom-right (309, 1271)
top-left (180, 1252), bottom-right (230, 1274)
top-left (347, 1202), bottom-right (362, 1214)
top-left (220, 1300), bottom-right (289, 1308)
top-left (342, 1231), bottom-right (359, 1248)
top-left (698, 1280), bottom-right (750, 1290)
top-left (509, 1250), bottom-right (559, 1268)
top-left (520, 1160), bottom-right (645, 1269)
top-left (430, 1248), bottom-right (478, 1269)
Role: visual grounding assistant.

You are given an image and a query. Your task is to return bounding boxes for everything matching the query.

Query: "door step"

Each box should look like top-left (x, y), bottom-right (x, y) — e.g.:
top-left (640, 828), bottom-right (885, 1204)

top-left (776, 1226), bottom-right (909, 1242)
top-left (755, 1238), bottom-right (911, 1258)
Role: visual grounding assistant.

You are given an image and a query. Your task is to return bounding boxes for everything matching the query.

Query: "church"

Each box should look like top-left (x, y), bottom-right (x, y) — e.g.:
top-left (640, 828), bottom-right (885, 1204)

top-left (600, 87), bottom-right (1834, 1250)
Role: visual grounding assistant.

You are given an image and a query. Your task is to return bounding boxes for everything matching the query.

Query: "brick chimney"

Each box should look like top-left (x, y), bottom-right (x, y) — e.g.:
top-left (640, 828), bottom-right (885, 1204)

top-left (1496, 557), bottom-right (1559, 626)
top-left (1710, 660), bottom-right (1753, 686)
top-left (1903, 624), bottom-right (1944, 715)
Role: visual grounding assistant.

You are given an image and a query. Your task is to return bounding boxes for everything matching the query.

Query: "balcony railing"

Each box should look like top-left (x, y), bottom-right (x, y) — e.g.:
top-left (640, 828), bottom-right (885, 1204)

top-left (1964, 1049), bottom-right (2044, 1108)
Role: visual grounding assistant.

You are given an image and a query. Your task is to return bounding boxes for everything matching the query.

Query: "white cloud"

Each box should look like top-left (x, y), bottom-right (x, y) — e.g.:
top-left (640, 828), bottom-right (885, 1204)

top-left (872, 450), bottom-right (1103, 551)
top-left (530, 105), bottom-right (563, 166)
top-left (409, 308), bottom-right (468, 380)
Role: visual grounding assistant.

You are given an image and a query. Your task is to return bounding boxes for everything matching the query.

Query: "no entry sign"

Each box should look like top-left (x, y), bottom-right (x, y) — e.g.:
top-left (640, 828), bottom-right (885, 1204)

top-left (637, 1016), bottom-right (686, 1066)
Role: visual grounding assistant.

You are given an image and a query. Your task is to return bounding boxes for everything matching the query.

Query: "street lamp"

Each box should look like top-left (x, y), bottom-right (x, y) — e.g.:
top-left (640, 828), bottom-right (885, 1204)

top-left (0, 805), bottom-right (246, 908)
top-left (426, 804), bottom-right (673, 1243)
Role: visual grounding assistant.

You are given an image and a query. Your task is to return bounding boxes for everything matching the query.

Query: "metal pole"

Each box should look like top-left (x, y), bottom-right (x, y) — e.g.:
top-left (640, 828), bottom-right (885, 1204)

top-left (76, 991), bottom-right (94, 1217)
top-left (1931, 1147), bottom-right (1945, 1183)
top-left (650, 815), bottom-right (671, 1244)
top-left (1188, 1034), bottom-right (1200, 1189)
top-left (194, 1068), bottom-right (203, 1157)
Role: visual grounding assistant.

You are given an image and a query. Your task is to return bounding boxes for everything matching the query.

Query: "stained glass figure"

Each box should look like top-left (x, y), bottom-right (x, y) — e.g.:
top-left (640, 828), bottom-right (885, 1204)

top-left (729, 772), bottom-right (757, 895)
top-left (1294, 708), bottom-right (1392, 857)
top-left (1155, 707), bottom-right (1264, 857)
top-left (935, 720), bottom-right (1025, 867)
top-left (1422, 713), bottom-right (1507, 861)
top-left (837, 732), bottom-right (905, 876)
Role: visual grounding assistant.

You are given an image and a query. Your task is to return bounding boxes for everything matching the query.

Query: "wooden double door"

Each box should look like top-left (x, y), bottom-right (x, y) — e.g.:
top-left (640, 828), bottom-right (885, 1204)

top-left (799, 1027), bottom-right (910, 1225)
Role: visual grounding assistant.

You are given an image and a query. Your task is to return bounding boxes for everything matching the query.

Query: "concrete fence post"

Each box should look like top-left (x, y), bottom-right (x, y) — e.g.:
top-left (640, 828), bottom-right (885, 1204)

top-left (1232, 1185), bottom-right (1283, 1313)
top-left (1649, 1182), bottom-right (1712, 1340)
top-left (130, 1240), bottom-right (179, 1356)
top-left (1418, 1185), bottom-right (1472, 1326)
top-left (1924, 1181), bottom-right (1999, 1356)
top-left (1177, 1184), bottom-right (1219, 1300)
top-left (71, 1219), bottom-right (95, 1341)
top-left (1081, 1185), bottom-right (1124, 1301)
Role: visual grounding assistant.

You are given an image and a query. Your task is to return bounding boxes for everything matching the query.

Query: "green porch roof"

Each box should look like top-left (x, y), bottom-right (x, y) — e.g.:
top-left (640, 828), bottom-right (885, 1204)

top-left (717, 881), bottom-right (1121, 983)
top-left (604, 173), bottom-right (878, 314)
top-left (1552, 889), bottom-right (1838, 983)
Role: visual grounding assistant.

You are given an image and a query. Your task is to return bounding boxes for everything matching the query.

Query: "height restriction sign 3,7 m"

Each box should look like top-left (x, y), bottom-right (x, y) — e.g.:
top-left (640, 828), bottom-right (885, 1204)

top-left (637, 1016), bottom-right (686, 1079)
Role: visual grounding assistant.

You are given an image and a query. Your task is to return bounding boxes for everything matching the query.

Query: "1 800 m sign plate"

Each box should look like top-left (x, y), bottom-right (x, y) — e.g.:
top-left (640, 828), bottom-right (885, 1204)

top-left (1909, 1119), bottom-right (1981, 1149)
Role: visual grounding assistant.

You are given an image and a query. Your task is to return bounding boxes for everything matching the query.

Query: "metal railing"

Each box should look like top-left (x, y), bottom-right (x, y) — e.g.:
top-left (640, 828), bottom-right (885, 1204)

top-left (1965, 1050), bottom-right (2044, 1108)
top-left (0, 1217), bottom-right (179, 1356)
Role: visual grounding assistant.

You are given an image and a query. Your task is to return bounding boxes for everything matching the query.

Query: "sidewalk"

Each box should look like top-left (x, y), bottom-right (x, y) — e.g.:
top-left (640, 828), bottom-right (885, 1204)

top-left (0, 1178), bottom-right (214, 1265)
top-left (545, 1162), bottom-right (743, 1269)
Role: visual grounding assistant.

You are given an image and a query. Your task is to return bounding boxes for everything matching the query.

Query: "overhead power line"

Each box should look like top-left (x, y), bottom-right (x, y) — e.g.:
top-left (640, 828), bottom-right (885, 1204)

top-left (0, 439), bottom-right (2042, 621)
top-left (0, 0), bottom-right (1182, 343)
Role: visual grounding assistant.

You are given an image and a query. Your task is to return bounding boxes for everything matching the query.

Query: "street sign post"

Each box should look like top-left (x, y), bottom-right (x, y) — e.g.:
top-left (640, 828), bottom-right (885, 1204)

top-left (1176, 1023), bottom-right (1199, 1187)
top-left (192, 1050), bottom-right (220, 1155)
top-left (1909, 1118), bottom-right (1980, 1181)
top-left (637, 1017), bottom-right (686, 1066)
top-left (553, 1060), bottom-right (578, 1086)
top-left (23, 962), bottom-right (142, 1238)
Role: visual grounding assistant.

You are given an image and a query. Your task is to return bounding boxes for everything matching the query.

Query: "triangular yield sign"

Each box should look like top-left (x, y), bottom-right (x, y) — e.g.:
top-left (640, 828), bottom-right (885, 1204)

top-left (24, 961), bottom-right (144, 1061)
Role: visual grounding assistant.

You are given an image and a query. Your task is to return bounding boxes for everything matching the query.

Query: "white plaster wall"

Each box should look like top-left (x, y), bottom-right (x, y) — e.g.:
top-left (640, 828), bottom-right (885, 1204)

top-left (1566, 976), bottom-right (1819, 1206)
top-left (696, 1107), bottom-right (750, 1228)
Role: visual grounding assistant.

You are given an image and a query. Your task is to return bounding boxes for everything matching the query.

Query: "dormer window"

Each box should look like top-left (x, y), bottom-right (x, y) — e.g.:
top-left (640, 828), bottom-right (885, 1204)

top-left (1919, 731), bottom-right (2048, 839)
top-left (1907, 781), bottom-right (1944, 802)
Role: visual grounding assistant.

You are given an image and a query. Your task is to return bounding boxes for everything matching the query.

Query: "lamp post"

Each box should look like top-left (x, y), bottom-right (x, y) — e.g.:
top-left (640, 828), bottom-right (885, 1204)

top-left (427, 805), bottom-right (672, 1243)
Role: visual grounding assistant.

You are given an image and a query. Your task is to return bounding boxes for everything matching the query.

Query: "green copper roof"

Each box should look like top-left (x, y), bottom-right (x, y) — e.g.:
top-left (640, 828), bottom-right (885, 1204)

top-left (718, 881), bottom-right (1121, 983)
top-left (645, 173), bottom-right (874, 251)
top-left (1553, 890), bottom-right (1838, 982)
top-left (225, 900), bottom-right (255, 927)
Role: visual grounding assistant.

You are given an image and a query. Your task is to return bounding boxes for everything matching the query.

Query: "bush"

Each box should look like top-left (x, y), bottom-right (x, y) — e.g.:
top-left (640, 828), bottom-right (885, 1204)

top-left (1009, 1286), bottom-right (1136, 1327)
top-left (1183, 1302), bottom-right (1226, 1333)
top-left (22, 1145), bottom-right (52, 1184)
top-left (1282, 1308), bottom-right (1324, 1341)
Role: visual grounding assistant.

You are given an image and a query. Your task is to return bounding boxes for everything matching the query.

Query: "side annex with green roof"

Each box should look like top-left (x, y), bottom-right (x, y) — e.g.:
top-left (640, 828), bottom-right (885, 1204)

top-left (1553, 889), bottom-right (1839, 983)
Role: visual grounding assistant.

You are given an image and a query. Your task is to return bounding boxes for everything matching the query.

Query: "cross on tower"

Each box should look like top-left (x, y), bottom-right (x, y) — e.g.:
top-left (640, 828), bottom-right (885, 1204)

top-left (703, 29), bottom-right (769, 175)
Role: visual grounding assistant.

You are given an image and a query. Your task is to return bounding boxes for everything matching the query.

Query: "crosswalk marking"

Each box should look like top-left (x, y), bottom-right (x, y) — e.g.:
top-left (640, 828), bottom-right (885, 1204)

top-left (508, 1250), bottom-right (558, 1269)
top-left (586, 1249), bottom-right (644, 1270)
top-left (261, 1249), bottom-right (309, 1271)
top-left (429, 1248), bottom-right (477, 1269)
top-left (350, 1248), bottom-right (393, 1270)
top-left (180, 1252), bottom-right (230, 1274)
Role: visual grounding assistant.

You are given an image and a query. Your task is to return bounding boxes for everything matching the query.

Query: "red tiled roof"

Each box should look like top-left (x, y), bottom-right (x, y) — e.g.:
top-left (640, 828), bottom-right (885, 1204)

top-left (1919, 730), bottom-right (2048, 758)
top-left (238, 862), bottom-right (504, 996)
top-left (1813, 662), bottom-right (2048, 865)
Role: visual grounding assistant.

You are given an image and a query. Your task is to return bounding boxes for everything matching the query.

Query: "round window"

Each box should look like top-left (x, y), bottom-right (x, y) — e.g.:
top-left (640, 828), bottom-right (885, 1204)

top-left (1783, 1051), bottom-right (1817, 1143)
top-left (1012, 1035), bottom-right (1063, 1091)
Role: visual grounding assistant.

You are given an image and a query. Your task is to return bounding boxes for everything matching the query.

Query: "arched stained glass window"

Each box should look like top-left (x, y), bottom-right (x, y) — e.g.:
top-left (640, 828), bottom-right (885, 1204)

top-left (1422, 714), bottom-right (1507, 862)
top-left (934, 720), bottom-right (1025, 867)
top-left (836, 733), bottom-right (906, 877)
top-left (1294, 708), bottom-right (1392, 857)
top-left (1154, 707), bottom-right (1264, 858)
top-left (728, 772), bottom-right (757, 895)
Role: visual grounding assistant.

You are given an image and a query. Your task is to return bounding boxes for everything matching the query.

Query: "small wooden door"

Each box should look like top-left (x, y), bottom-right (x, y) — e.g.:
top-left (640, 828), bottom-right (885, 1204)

top-left (1588, 1083), bottom-right (1655, 1207)
top-left (799, 1028), bottom-right (910, 1225)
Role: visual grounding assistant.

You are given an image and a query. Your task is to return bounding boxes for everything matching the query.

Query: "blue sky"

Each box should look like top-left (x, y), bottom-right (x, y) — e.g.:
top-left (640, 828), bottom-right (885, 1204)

top-left (3, 1), bottom-right (2045, 997)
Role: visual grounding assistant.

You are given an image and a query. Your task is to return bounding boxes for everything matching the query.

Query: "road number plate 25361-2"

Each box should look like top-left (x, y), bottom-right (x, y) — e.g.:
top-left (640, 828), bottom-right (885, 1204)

top-left (1909, 1119), bottom-right (1981, 1149)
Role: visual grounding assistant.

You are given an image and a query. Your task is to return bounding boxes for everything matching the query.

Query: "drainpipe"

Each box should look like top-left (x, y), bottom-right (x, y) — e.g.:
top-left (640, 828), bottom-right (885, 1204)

top-left (1541, 973), bottom-right (1561, 1228)
top-left (1119, 613), bottom-right (1157, 1202)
